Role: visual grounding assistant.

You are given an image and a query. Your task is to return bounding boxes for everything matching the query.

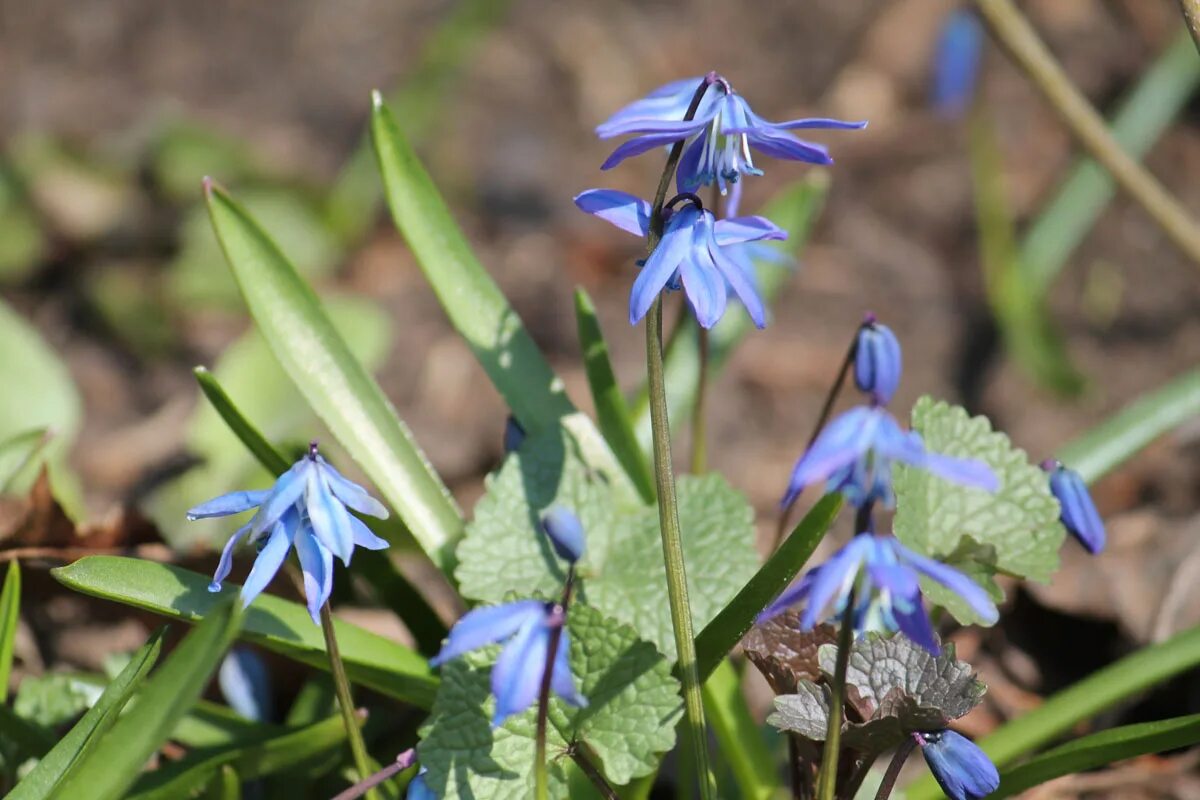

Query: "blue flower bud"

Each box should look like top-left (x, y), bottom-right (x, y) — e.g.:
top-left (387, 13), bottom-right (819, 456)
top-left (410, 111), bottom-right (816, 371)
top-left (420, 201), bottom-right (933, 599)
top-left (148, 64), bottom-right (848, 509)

top-left (407, 767), bottom-right (434, 800)
top-left (1043, 460), bottom-right (1105, 554)
top-left (540, 506), bottom-right (586, 564)
top-left (853, 317), bottom-right (902, 404)
top-left (918, 730), bottom-right (999, 800)
top-left (932, 9), bottom-right (984, 118)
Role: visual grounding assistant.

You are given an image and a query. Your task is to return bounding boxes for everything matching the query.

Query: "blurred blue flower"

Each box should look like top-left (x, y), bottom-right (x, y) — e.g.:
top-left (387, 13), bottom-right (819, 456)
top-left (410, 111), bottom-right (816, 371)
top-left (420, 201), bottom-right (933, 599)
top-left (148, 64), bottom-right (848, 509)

top-left (188, 445), bottom-right (390, 623)
top-left (932, 10), bottom-right (985, 118)
top-left (541, 506), bottom-right (586, 564)
top-left (782, 406), bottom-right (998, 508)
top-left (917, 729), bottom-right (1000, 800)
top-left (407, 767), bottom-right (434, 800)
top-left (431, 600), bottom-right (586, 727)
top-left (759, 532), bottom-right (998, 654)
top-left (503, 415), bottom-right (526, 453)
top-left (574, 189), bottom-right (786, 328)
top-left (1043, 459), bottom-right (1105, 554)
top-left (218, 647), bottom-right (273, 722)
top-left (597, 75), bottom-right (866, 194)
top-left (854, 317), bottom-right (902, 404)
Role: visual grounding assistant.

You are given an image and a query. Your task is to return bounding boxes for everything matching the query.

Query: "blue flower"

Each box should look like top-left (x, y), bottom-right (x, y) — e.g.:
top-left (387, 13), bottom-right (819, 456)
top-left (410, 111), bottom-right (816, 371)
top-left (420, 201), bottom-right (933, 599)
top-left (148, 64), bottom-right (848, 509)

top-left (574, 189), bottom-right (785, 328)
top-left (932, 10), bottom-right (985, 118)
top-left (759, 532), bottom-right (998, 654)
top-left (431, 600), bottom-right (587, 726)
top-left (218, 648), bottom-right (273, 722)
top-left (188, 447), bottom-right (390, 623)
top-left (1043, 459), bottom-right (1105, 554)
top-left (407, 767), bottom-right (434, 800)
top-left (596, 75), bottom-right (866, 194)
top-left (917, 730), bottom-right (1000, 800)
top-left (854, 317), bottom-right (902, 405)
top-left (782, 405), bottom-right (998, 508)
top-left (541, 506), bottom-right (586, 564)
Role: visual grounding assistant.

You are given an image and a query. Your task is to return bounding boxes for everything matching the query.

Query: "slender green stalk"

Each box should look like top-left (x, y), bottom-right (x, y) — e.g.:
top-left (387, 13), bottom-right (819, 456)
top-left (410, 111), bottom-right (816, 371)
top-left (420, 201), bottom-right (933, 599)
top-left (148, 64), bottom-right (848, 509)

top-left (817, 593), bottom-right (856, 800)
top-left (972, 0), bottom-right (1200, 268)
top-left (534, 570), bottom-right (575, 800)
top-left (320, 603), bottom-right (379, 800)
top-left (569, 744), bottom-right (620, 799)
top-left (690, 325), bottom-right (710, 474)
top-left (1180, 0), bottom-right (1200, 54)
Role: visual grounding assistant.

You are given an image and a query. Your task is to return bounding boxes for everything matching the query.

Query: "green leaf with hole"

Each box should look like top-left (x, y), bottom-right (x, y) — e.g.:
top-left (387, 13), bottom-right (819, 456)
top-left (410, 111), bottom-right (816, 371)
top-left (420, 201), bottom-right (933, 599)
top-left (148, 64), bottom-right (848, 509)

top-left (52, 600), bottom-right (242, 800)
top-left (455, 425), bottom-right (758, 660)
top-left (8, 630), bottom-right (163, 800)
top-left (893, 397), bottom-right (1064, 624)
top-left (52, 556), bottom-right (437, 708)
top-left (205, 182), bottom-right (464, 572)
top-left (419, 603), bottom-right (681, 797)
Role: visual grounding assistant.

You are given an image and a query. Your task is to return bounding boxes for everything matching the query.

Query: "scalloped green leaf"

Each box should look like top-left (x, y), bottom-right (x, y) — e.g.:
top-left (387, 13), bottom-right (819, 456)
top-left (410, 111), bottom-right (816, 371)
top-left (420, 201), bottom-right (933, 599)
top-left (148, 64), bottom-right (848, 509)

top-left (418, 604), bottom-right (681, 797)
top-left (455, 427), bottom-right (759, 660)
top-left (893, 397), bottom-right (1065, 624)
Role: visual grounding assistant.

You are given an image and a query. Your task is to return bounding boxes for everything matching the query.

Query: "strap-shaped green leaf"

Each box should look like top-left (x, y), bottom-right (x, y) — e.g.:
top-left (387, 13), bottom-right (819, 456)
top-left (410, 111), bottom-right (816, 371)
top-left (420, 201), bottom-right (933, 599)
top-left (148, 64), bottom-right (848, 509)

top-left (0, 560), bottom-right (20, 702)
top-left (8, 630), bottom-right (164, 800)
top-left (205, 182), bottom-right (464, 573)
top-left (702, 660), bottom-right (778, 800)
top-left (52, 556), bottom-right (437, 708)
top-left (51, 600), bottom-right (242, 800)
top-left (994, 713), bottom-right (1200, 798)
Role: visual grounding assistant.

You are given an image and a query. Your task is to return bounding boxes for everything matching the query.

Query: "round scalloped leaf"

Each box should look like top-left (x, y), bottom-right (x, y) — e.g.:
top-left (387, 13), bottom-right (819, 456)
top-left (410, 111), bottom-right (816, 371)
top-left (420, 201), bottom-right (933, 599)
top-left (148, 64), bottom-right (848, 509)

top-left (893, 396), bottom-right (1065, 623)
top-left (456, 428), bottom-right (759, 660)
top-left (418, 604), bottom-right (681, 797)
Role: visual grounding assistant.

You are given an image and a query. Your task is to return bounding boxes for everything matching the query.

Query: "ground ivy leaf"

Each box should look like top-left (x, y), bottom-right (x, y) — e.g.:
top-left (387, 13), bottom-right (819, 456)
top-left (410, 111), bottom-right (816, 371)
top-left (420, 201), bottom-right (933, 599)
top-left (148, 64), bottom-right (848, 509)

top-left (743, 616), bottom-right (837, 695)
top-left (418, 604), bottom-right (681, 797)
top-left (456, 428), bottom-right (759, 659)
top-left (893, 396), bottom-right (1065, 623)
top-left (767, 682), bottom-right (829, 740)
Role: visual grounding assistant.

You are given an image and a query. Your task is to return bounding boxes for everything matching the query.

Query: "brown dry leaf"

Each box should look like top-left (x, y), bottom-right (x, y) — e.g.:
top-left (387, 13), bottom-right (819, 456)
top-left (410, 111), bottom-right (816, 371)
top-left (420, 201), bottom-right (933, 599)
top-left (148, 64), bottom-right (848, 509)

top-left (743, 613), bottom-right (838, 696)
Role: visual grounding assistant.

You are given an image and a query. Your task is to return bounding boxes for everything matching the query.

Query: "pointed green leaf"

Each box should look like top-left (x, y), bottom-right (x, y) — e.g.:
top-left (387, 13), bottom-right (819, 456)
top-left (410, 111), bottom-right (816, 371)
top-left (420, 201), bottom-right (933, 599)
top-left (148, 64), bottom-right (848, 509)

top-left (419, 604), bottom-right (681, 797)
top-left (52, 556), bottom-right (437, 708)
top-left (193, 366), bottom-right (290, 475)
top-left (0, 561), bottom-right (20, 702)
top-left (52, 599), bottom-right (242, 800)
top-left (204, 182), bottom-right (463, 572)
top-left (702, 660), bottom-right (777, 800)
top-left (574, 288), bottom-right (654, 502)
top-left (9, 630), bottom-right (163, 800)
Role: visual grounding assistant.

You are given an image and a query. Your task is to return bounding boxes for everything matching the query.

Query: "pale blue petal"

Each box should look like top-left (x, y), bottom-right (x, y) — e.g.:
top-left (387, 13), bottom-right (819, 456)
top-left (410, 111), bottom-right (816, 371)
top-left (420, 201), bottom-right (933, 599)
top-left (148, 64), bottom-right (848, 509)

top-left (573, 189), bottom-right (652, 237)
top-left (920, 452), bottom-right (999, 493)
top-left (713, 215), bottom-right (788, 246)
top-left (800, 536), bottom-right (871, 629)
top-left (709, 227), bottom-right (766, 328)
top-left (596, 77), bottom-right (709, 137)
top-left (250, 460), bottom-right (311, 534)
top-left (295, 528), bottom-right (334, 624)
top-left (1049, 466), bottom-right (1105, 553)
top-left (601, 129), bottom-right (704, 171)
top-left (430, 600), bottom-right (545, 667)
top-left (188, 490), bottom-right (270, 520)
top-left (491, 616), bottom-right (550, 726)
top-left (550, 628), bottom-right (587, 708)
top-left (784, 407), bottom-right (883, 505)
top-left (922, 731), bottom-right (999, 800)
top-left (210, 522), bottom-right (253, 592)
top-left (240, 514), bottom-right (297, 608)
top-left (318, 457), bottom-right (390, 519)
top-left (757, 571), bottom-right (815, 623)
top-left (349, 516), bottom-right (390, 550)
top-left (899, 544), bottom-right (999, 625)
top-left (744, 127), bottom-right (833, 164)
top-left (629, 208), bottom-right (695, 324)
top-left (891, 593), bottom-right (940, 654)
top-left (678, 228), bottom-right (728, 329)
top-left (218, 648), bottom-right (273, 722)
top-left (761, 117), bottom-right (868, 132)
top-left (305, 466), bottom-right (355, 565)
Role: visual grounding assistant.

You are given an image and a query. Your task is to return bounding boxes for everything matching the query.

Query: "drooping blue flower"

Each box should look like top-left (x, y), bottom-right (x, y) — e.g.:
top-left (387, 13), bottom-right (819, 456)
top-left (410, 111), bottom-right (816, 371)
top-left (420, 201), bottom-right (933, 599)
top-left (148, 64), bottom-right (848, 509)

top-left (574, 189), bottom-right (785, 328)
top-left (1043, 459), bottom-right (1105, 554)
top-left (759, 532), bottom-right (998, 654)
top-left (431, 600), bottom-right (587, 727)
top-left (188, 446), bottom-right (390, 623)
top-left (597, 75), bottom-right (866, 194)
top-left (854, 316), bottom-right (902, 404)
top-left (782, 405), bottom-right (998, 508)
top-left (917, 730), bottom-right (1000, 800)
top-left (541, 506), bottom-right (586, 564)
top-left (932, 10), bottom-right (985, 118)
top-left (218, 647), bottom-right (273, 722)
top-left (407, 767), bottom-right (434, 800)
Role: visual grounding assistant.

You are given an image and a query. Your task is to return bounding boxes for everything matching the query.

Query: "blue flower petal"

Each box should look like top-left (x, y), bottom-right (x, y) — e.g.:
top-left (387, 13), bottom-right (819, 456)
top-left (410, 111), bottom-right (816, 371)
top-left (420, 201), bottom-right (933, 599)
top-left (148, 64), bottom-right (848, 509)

top-left (757, 571), bottom-right (815, 623)
top-left (712, 215), bottom-right (788, 247)
top-left (601, 129), bottom-right (705, 171)
top-left (897, 543), bottom-right (999, 625)
top-left (920, 452), bottom-right (999, 493)
top-left (709, 226), bottom-right (766, 328)
top-left (550, 627), bottom-right (587, 708)
top-left (406, 769), bottom-right (435, 800)
top-left (800, 535), bottom-right (871, 629)
top-left (743, 127), bottom-right (833, 165)
top-left (854, 322), bottom-right (902, 404)
top-left (629, 207), bottom-right (696, 324)
top-left (250, 460), bottom-right (311, 534)
top-left (677, 228), bottom-right (728, 329)
top-left (218, 648), bottom-right (273, 722)
top-left (294, 528), bottom-right (334, 624)
top-left (491, 615), bottom-right (550, 726)
top-left (933, 11), bottom-right (985, 118)
top-left (430, 600), bottom-right (546, 667)
top-left (784, 407), bottom-right (883, 506)
top-left (596, 77), bottom-right (709, 137)
top-left (540, 506), bottom-right (586, 564)
top-left (318, 457), bottom-right (390, 519)
top-left (349, 516), bottom-right (390, 551)
top-left (756, 117), bottom-right (868, 132)
top-left (921, 730), bottom-right (1000, 800)
top-left (1048, 465), bottom-right (1105, 554)
top-left (240, 511), bottom-right (297, 608)
top-left (187, 490), bottom-right (270, 520)
top-left (210, 522), bottom-right (253, 592)
top-left (573, 189), bottom-right (652, 237)
top-left (305, 466), bottom-right (356, 565)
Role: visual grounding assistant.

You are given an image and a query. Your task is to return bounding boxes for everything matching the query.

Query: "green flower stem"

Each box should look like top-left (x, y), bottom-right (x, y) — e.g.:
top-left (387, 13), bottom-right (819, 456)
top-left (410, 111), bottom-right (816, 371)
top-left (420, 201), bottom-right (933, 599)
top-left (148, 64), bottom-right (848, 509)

top-left (535, 569), bottom-right (575, 800)
top-left (817, 590), bottom-right (856, 800)
top-left (568, 743), bottom-right (620, 799)
top-left (320, 603), bottom-right (379, 800)
top-left (690, 325), bottom-right (710, 474)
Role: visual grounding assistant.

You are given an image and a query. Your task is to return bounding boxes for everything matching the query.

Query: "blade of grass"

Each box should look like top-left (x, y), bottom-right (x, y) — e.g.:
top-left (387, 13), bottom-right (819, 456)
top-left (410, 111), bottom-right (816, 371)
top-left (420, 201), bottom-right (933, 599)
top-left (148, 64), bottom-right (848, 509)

top-left (993, 713), bottom-right (1200, 798)
top-left (0, 561), bottom-right (20, 702)
top-left (575, 288), bottom-right (655, 502)
top-left (52, 600), bottom-right (243, 800)
top-left (694, 493), bottom-right (842, 681)
top-left (205, 181), bottom-right (464, 574)
top-left (702, 660), bottom-right (777, 800)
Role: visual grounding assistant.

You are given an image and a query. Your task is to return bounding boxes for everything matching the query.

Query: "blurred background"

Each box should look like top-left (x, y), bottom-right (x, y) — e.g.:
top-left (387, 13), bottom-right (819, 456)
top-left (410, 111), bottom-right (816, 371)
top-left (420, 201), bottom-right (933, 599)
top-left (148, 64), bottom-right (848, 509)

top-left (2, 0), bottom-right (1199, 794)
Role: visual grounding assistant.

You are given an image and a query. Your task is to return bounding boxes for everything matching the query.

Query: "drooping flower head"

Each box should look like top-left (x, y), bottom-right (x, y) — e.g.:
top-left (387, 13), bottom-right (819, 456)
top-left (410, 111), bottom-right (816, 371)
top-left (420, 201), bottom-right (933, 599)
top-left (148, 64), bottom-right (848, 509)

top-left (916, 730), bottom-right (1000, 800)
top-left (782, 405), bottom-right (998, 509)
top-left (932, 10), bottom-right (985, 118)
top-left (431, 600), bottom-right (587, 726)
top-left (1042, 459), bottom-right (1105, 554)
top-left (574, 189), bottom-right (785, 328)
top-left (853, 314), bottom-right (902, 404)
top-left (187, 444), bottom-right (390, 623)
top-left (541, 505), bottom-right (586, 564)
top-left (758, 531), bottom-right (998, 654)
top-left (597, 74), bottom-right (866, 195)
